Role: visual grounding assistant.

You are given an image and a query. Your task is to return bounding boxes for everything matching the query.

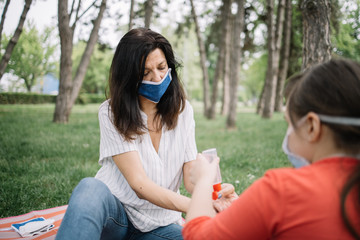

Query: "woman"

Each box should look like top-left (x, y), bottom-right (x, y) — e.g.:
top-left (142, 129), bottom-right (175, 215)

top-left (183, 59), bottom-right (360, 239)
top-left (56, 28), bottom-right (199, 240)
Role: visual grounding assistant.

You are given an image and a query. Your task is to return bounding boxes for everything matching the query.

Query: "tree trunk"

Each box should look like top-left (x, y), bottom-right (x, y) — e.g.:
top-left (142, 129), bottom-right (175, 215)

top-left (53, 0), bottom-right (107, 123)
top-left (25, 74), bottom-right (37, 92)
top-left (221, 9), bottom-right (232, 116)
top-left (226, 0), bottom-right (245, 129)
top-left (209, 0), bottom-right (232, 119)
top-left (129, 0), bottom-right (135, 30)
top-left (144, 0), bottom-right (153, 28)
top-left (0, 0), bottom-right (32, 81)
top-left (23, 77), bottom-right (31, 92)
top-left (256, 84), bottom-right (265, 114)
top-left (259, 0), bottom-right (274, 117)
top-left (189, 0), bottom-right (210, 117)
top-left (275, 0), bottom-right (292, 112)
top-left (0, 0), bottom-right (11, 49)
top-left (261, 0), bottom-right (285, 119)
top-left (301, 0), bottom-right (331, 71)
top-left (54, 0), bottom-right (74, 123)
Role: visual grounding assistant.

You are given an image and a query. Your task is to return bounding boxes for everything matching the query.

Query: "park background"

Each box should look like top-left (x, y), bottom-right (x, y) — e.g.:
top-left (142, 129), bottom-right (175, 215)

top-left (0, 0), bottom-right (359, 218)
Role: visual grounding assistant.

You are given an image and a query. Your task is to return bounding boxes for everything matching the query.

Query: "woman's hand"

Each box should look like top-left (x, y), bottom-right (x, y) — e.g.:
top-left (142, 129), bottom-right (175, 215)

top-left (189, 153), bottom-right (219, 185)
top-left (213, 183), bottom-right (238, 212)
top-left (189, 154), bottom-right (238, 213)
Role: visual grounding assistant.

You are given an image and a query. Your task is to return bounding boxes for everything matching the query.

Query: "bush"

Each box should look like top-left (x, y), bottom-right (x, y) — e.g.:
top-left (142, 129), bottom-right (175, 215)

top-left (0, 92), bottom-right (56, 104)
top-left (0, 93), bottom-right (106, 105)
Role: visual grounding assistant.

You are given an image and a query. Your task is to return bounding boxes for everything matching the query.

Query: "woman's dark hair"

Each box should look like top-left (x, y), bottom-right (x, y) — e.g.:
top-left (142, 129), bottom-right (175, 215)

top-left (285, 59), bottom-right (360, 239)
top-left (107, 28), bottom-right (186, 141)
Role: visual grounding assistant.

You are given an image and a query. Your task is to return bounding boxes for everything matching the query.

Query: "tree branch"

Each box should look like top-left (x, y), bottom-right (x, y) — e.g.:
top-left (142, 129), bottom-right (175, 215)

top-left (0, 0), bottom-right (11, 49)
top-left (0, 0), bottom-right (32, 80)
top-left (69, 0), bottom-right (76, 22)
top-left (71, 0), bottom-right (98, 31)
top-left (71, 0), bottom-right (82, 31)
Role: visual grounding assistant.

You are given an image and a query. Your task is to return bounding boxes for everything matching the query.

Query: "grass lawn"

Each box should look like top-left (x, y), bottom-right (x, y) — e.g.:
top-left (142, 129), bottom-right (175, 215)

top-left (0, 103), bottom-right (289, 218)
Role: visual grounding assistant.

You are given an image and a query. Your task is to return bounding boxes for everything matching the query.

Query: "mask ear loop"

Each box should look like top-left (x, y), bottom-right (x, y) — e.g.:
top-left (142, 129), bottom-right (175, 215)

top-left (318, 114), bottom-right (360, 126)
top-left (318, 114), bottom-right (360, 159)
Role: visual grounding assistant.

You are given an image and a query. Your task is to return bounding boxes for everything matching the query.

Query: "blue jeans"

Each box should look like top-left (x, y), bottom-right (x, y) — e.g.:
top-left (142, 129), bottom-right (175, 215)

top-left (56, 178), bottom-right (183, 240)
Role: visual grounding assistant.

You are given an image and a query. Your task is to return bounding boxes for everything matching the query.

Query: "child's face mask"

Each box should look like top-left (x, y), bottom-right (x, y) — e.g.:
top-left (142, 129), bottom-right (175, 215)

top-left (282, 125), bottom-right (310, 168)
top-left (282, 114), bottom-right (360, 168)
top-left (138, 68), bottom-right (172, 103)
top-left (282, 116), bottom-right (309, 168)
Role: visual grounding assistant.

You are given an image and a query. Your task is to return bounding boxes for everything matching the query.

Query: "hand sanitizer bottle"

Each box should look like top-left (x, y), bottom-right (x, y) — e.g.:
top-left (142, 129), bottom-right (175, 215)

top-left (202, 148), bottom-right (222, 200)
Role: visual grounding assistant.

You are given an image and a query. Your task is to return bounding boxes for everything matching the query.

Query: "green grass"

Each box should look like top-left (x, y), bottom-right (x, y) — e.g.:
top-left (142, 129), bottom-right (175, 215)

top-left (0, 103), bottom-right (289, 218)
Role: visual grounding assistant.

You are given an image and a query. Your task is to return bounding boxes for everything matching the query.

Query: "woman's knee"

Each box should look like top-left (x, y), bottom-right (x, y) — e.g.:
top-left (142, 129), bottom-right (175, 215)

top-left (69, 177), bottom-right (112, 208)
top-left (77, 177), bottom-right (108, 192)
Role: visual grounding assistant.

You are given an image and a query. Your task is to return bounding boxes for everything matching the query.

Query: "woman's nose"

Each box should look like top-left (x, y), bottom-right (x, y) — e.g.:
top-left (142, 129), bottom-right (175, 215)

top-left (153, 71), bottom-right (163, 82)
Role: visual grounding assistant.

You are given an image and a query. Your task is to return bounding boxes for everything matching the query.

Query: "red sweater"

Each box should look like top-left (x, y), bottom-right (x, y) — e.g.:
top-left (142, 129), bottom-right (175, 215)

top-left (183, 157), bottom-right (360, 240)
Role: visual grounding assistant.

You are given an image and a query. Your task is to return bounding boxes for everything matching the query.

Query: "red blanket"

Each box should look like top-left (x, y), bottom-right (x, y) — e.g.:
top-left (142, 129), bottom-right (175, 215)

top-left (0, 205), bottom-right (67, 240)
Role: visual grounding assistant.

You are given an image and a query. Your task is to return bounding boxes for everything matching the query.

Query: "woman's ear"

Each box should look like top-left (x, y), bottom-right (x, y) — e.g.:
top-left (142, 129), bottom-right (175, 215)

top-left (305, 112), bottom-right (322, 142)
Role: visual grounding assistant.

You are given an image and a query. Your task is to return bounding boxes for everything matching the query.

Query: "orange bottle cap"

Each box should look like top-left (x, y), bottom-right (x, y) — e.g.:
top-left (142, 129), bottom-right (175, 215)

top-left (212, 191), bottom-right (218, 200)
top-left (213, 183), bottom-right (222, 192)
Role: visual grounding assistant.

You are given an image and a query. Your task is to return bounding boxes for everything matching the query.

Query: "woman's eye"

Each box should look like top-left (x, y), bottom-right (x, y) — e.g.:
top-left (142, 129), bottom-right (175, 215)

top-left (144, 72), bottom-right (149, 76)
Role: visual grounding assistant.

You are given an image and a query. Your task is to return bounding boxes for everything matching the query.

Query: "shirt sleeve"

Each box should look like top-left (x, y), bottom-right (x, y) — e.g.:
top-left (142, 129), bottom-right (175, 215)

top-left (184, 101), bottom-right (197, 163)
top-left (98, 101), bottom-right (137, 164)
top-left (182, 170), bottom-right (285, 240)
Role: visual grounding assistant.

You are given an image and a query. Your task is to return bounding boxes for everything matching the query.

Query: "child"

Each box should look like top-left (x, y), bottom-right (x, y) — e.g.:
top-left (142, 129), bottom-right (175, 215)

top-left (183, 59), bottom-right (360, 240)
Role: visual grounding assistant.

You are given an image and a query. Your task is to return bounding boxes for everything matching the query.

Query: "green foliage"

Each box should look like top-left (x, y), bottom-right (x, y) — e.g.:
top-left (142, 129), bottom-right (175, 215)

top-left (1, 21), bottom-right (58, 92)
top-left (72, 41), bottom-right (113, 94)
top-left (332, 0), bottom-right (360, 61)
top-left (0, 104), bottom-right (288, 217)
top-left (332, 23), bottom-right (360, 62)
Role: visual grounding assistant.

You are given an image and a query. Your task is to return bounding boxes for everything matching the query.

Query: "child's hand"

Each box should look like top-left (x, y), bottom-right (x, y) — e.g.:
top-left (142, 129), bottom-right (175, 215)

top-left (189, 153), bottom-right (219, 185)
top-left (213, 183), bottom-right (238, 212)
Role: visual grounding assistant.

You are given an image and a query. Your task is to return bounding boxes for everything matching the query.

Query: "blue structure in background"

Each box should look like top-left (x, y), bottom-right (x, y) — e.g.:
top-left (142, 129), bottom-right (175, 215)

top-left (42, 73), bottom-right (59, 95)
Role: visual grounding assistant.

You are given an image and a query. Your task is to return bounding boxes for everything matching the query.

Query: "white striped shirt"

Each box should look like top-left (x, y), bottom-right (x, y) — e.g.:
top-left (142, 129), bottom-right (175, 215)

top-left (95, 100), bottom-right (197, 232)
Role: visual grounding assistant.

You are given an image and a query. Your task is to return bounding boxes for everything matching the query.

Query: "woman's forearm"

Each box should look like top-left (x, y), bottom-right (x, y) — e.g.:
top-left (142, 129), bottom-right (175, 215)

top-left (134, 176), bottom-right (191, 213)
top-left (113, 152), bottom-right (191, 213)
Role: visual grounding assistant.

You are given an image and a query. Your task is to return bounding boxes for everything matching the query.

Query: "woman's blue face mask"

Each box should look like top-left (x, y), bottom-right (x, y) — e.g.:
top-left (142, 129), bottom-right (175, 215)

top-left (138, 68), bottom-right (172, 103)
